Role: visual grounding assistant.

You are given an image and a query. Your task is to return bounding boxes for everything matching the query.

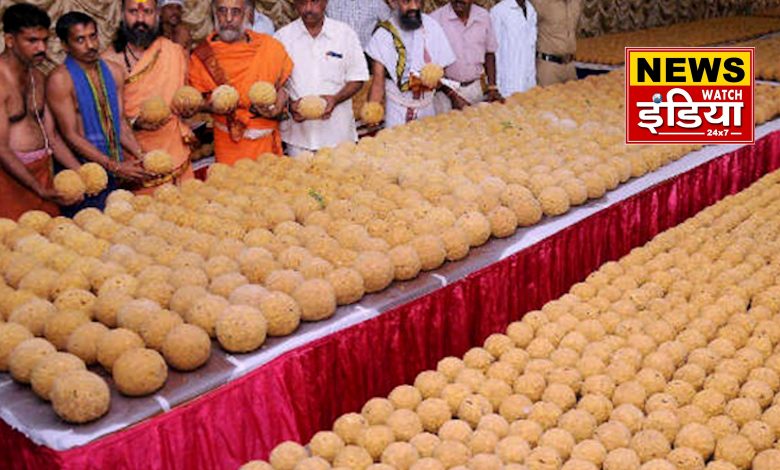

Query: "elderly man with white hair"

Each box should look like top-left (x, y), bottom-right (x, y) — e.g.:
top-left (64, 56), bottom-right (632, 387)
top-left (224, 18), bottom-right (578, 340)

top-left (158, 0), bottom-right (192, 49)
top-left (185, 0), bottom-right (293, 164)
top-left (365, 0), bottom-right (456, 127)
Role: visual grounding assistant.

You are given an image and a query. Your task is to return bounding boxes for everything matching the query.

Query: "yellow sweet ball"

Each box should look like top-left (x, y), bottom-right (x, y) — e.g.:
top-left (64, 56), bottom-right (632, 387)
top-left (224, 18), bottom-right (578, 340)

top-left (724, 397), bottom-right (762, 426)
top-left (714, 434), bottom-right (755, 470)
top-left (353, 251), bottom-right (394, 293)
top-left (113, 347), bottom-right (168, 396)
top-left (739, 420), bottom-right (774, 452)
top-left (249, 81), bottom-right (278, 107)
top-left (665, 448), bottom-right (703, 470)
top-left (117, 298), bottom-right (161, 334)
top-left (643, 409), bottom-right (680, 443)
top-left (144, 149), bottom-right (174, 175)
top-left (9, 298), bottom-right (56, 336)
top-left (327, 268), bottom-right (365, 305)
top-left (215, 305), bottom-right (267, 353)
top-left (753, 449), bottom-right (780, 470)
top-left (298, 96), bottom-right (328, 120)
top-left (242, 461), bottom-right (274, 470)
top-left (292, 279), bottom-right (336, 322)
top-left (387, 408), bottom-right (424, 441)
top-left (433, 440), bottom-right (470, 468)
top-left (440, 226), bottom-right (470, 261)
top-left (410, 432), bottom-right (441, 458)
top-left (559, 409), bottom-right (597, 441)
top-left (270, 441), bottom-right (309, 470)
top-left (294, 457), bottom-right (330, 470)
top-left (420, 63), bottom-right (444, 89)
top-left (603, 448), bottom-right (641, 470)
top-left (360, 102), bottom-right (385, 125)
top-left (493, 435), bottom-right (530, 464)
top-left (525, 445), bottom-right (562, 470)
top-left (53, 170), bottom-right (86, 201)
top-left (417, 398), bottom-right (452, 433)
top-left (44, 309), bottom-right (90, 350)
top-left (596, 421), bottom-right (632, 451)
top-left (210, 84), bottom-right (240, 114)
top-left (29, 351), bottom-right (86, 400)
top-left (8, 337), bottom-right (56, 383)
top-left (359, 424), bottom-right (395, 460)
top-left (334, 412), bottom-right (369, 445)
top-left (66, 322), bottom-right (109, 365)
top-left (571, 439), bottom-right (607, 466)
top-left (161, 324), bottom-right (211, 371)
top-left (410, 235), bottom-right (447, 272)
top-left (381, 441), bottom-right (420, 470)
top-left (17, 210), bottom-right (51, 233)
top-left (50, 369), bottom-right (110, 423)
top-left (173, 85), bottom-right (204, 110)
top-left (93, 290), bottom-right (132, 329)
top-left (410, 457), bottom-right (444, 470)
top-left (96, 327), bottom-right (145, 371)
top-left (389, 245), bottom-right (423, 281)
top-left (456, 212), bottom-right (491, 247)
top-left (333, 445), bottom-right (372, 470)
top-left (538, 186), bottom-right (571, 217)
top-left (439, 419), bottom-right (473, 442)
top-left (54, 288), bottom-right (96, 315)
top-left (185, 294), bottom-right (229, 337)
top-left (140, 96), bottom-right (171, 124)
top-left (309, 431), bottom-right (345, 462)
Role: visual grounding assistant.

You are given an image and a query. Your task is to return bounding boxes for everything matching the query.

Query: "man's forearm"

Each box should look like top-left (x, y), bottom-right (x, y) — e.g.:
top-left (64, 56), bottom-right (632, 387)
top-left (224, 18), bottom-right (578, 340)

top-left (334, 81), bottom-right (365, 105)
top-left (0, 147), bottom-right (46, 196)
top-left (61, 131), bottom-right (115, 169)
top-left (485, 53), bottom-right (498, 88)
top-left (120, 119), bottom-right (144, 160)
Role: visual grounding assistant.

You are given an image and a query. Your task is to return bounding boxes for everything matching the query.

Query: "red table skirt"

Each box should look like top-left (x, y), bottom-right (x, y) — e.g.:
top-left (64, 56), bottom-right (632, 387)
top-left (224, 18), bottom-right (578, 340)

top-left (3, 131), bottom-right (780, 470)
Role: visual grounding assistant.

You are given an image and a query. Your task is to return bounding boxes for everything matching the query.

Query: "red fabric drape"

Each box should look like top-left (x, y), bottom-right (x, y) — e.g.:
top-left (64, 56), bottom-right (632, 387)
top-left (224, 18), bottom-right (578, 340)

top-left (2, 130), bottom-right (780, 470)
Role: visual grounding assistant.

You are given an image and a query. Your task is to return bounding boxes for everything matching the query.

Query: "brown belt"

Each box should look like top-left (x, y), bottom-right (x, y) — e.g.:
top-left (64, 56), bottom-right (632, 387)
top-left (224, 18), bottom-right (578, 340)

top-left (537, 52), bottom-right (574, 65)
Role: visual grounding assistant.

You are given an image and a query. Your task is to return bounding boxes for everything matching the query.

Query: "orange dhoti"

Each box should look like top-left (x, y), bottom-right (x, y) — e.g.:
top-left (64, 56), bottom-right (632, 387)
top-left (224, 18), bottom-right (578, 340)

top-left (0, 149), bottom-right (58, 220)
top-left (188, 31), bottom-right (293, 166)
top-left (119, 37), bottom-right (194, 192)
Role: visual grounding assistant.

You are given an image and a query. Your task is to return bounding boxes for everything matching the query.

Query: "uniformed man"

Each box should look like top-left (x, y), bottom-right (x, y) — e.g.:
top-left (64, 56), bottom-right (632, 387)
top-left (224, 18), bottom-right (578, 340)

top-left (530, 0), bottom-right (580, 86)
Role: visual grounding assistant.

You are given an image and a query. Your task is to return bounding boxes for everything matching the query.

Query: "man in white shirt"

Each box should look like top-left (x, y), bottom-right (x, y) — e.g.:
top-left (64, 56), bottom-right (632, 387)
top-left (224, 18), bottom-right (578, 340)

top-left (252, 6), bottom-right (275, 35)
top-left (326, 0), bottom-right (391, 49)
top-left (491, 0), bottom-right (537, 96)
top-left (276, 0), bottom-right (368, 156)
top-left (365, 0), bottom-right (456, 128)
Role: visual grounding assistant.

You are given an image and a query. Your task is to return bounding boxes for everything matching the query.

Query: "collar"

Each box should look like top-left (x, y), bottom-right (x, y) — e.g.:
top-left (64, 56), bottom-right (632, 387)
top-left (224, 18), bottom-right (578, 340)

top-left (444, 3), bottom-right (475, 27)
top-left (294, 17), bottom-right (333, 39)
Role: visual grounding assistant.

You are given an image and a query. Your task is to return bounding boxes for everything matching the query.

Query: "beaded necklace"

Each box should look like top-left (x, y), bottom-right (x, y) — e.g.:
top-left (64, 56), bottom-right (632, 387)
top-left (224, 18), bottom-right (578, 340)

top-left (81, 62), bottom-right (121, 162)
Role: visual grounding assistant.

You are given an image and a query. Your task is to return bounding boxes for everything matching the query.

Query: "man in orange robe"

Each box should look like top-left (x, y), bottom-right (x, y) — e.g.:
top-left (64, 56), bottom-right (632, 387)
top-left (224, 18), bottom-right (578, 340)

top-left (103, 0), bottom-right (194, 192)
top-left (187, 0), bottom-right (293, 166)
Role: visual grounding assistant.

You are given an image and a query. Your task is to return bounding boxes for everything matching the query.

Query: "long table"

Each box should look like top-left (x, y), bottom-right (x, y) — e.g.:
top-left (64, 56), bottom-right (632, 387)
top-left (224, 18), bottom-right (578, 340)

top-left (2, 119), bottom-right (780, 470)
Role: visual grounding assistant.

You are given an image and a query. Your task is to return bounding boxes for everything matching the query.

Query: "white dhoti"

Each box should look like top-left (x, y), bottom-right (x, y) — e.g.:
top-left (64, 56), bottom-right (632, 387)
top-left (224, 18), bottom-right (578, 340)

top-left (384, 82), bottom-right (436, 128)
top-left (433, 80), bottom-right (485, 115)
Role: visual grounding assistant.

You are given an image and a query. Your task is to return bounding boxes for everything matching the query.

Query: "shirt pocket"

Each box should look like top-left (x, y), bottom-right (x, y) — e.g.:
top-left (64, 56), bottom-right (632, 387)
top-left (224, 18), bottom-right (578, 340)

top-left (320, 53), bottom-right (347, 85)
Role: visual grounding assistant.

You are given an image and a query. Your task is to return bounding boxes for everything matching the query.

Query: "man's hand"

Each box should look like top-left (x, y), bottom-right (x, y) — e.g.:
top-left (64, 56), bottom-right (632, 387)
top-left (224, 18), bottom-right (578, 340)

top-left (114, 160), bottom-right (149, 182)
top-left (39, 187), bottom-right (83, 207)
top-left (289, 100), bottom-right (306, 123)
top-left (321, 95), bottom-right (337, 120)
top-left (449, 93), bottom-right (471, 111)
top-left (134, 115), bottom-right (172, 132)
top-left (486, 89), bottom-right (504, 103)
top-left (250, 103), bottom-right (281, 119)
top-left (171, 100), bottom-right (202, 119)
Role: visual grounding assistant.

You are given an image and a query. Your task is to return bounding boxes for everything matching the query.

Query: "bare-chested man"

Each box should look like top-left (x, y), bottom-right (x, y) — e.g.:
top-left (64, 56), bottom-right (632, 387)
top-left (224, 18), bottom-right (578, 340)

top-left (47, 11), bottom-right (149, 214)
top-left (0, 4), bottom-right (83, 219)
